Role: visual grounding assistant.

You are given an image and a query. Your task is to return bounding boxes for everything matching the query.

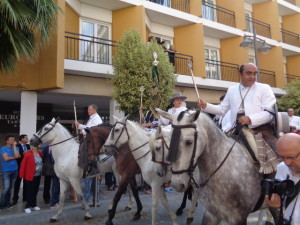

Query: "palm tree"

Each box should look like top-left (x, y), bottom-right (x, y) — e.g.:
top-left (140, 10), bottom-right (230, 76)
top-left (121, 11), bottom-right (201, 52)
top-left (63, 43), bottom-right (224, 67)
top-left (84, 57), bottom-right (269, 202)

top-left (0, 0), bottom-right (60, 73)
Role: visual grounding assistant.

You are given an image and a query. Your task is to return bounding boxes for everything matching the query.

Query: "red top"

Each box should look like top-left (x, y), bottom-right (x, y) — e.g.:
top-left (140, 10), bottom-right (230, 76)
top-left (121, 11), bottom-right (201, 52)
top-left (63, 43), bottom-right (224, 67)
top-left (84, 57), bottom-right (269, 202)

top-left (19, 151), bottom-right (43, 181)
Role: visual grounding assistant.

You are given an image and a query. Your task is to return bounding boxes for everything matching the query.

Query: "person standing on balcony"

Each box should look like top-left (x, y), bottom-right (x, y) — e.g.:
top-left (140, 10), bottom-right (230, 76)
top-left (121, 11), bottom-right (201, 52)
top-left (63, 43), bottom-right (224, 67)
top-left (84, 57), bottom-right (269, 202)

top-left (287, 108), bottom-right (300, 133)
top-left (168, 45), bottom-right (178, 66)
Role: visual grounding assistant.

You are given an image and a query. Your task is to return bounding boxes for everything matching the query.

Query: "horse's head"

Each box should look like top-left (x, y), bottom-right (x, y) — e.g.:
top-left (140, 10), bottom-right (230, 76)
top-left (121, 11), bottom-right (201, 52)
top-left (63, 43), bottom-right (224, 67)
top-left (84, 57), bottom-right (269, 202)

top-left (30, 117), bottom-right (60, 146)
top-left (103, 115), bottom-right (130, 155)
top-left (160, 109), bottom-right (203, 192)
top-left (149, 125), bottom-right (172, 177)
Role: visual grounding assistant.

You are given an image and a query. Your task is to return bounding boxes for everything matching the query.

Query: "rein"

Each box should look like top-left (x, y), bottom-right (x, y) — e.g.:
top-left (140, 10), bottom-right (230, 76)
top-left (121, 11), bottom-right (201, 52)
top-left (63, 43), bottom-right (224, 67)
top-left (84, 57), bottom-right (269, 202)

top-left (152, 136), bottom-right (171, 166)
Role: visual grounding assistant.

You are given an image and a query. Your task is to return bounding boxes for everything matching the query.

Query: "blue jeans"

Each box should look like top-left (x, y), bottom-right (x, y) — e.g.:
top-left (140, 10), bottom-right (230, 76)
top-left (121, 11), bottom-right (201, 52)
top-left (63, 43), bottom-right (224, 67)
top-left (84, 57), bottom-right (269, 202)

top-left (82, 178), bottom-right (92, 203)
top-left (90, 178), bottom-right (101, 204)
top-left (0, 170), bottom-right (18, 208)
top-left (51, 176), bottom-right (60, 206)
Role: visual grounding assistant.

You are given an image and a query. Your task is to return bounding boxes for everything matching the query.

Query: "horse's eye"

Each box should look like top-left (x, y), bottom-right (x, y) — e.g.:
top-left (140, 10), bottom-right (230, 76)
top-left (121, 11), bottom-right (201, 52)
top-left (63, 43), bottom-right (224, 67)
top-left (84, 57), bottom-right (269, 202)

top-left (44, 127), bottom-right (50, 131)
top-left (155, 147), bottom-right (160, 151)
top-left (115, 129), bottom-right (120, 132)
top-left (185, 140), bottom-right (193, 146)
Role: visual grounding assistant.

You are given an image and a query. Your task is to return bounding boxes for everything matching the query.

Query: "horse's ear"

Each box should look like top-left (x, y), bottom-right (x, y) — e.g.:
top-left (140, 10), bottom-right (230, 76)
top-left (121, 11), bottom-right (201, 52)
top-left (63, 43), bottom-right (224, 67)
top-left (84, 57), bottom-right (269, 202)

top-left (85, 128), bottom-right (90, 134)
top-left (113, 115), bottom-right (119, 121)
top-left (155, 108), bottom-right (175, 122)
top-left (55, 117), bottom-right (60, 123)
top-left (193, 110), bottom-right (201, 122)
top-left (125, 114), bottom-right (130, 122)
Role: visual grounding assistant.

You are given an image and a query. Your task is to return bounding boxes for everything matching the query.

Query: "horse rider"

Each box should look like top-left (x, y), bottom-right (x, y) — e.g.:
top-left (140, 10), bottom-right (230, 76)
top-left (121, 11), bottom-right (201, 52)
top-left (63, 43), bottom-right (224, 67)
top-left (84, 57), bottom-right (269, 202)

top-left (197, 62), bottom-right (279, 175)
top-left (160, 93), bottom-right (187, 126)
top-left (265, 133), bottom-right (300, 225)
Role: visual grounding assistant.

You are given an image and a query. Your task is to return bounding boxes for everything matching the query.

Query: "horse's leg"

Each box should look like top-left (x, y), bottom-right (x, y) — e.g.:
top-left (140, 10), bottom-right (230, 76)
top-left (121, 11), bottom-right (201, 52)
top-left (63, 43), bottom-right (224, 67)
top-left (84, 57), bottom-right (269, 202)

top-left (159, 185), bottom-right (179, 225)
top-left (187, 184), bottom-right (199, 225)
top-left (201, 209), bottom-right (221, 225)
top-left (128, 177), bottom-right (143, 220)
top-left (71, 178), bottom-right (92, 220)
top-left (255, 209), bottom-right (266, 225)
top-left (267, 207), bottom-right (279, 225)
top-left (149, 182), bottom-right (160, 225)
top-left (50, 179), bottom-right (68, 223)
top-left (106, 178), bottom-right (128, 225)
top-left (176, 186), bottom-right (189, 216)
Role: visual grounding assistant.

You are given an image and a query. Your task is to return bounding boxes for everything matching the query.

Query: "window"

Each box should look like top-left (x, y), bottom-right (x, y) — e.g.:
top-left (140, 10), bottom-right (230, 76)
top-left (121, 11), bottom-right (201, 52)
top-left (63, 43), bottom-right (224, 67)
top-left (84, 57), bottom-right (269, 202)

top-left (202, 0), bottom-right (216, 22)
top-left (205, 48), bottom-right (220, 79)
top-left (245, 11), bottom-right (253, 33)
top-left (81, 20), bottom-right (111, 64)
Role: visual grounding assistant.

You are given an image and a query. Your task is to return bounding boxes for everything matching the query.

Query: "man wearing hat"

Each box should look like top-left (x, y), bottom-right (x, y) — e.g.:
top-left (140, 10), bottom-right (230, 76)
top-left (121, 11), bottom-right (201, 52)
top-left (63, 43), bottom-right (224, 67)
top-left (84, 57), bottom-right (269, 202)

top-left (160, 93), bottom-right (187, 125)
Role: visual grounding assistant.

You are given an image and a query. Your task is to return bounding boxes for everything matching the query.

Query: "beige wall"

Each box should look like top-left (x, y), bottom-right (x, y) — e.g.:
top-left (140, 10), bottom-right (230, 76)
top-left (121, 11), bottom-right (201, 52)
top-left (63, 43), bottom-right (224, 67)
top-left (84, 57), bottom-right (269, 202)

top-left (174, 23), bottom-right (205, 78)
top-left (217, 0), bottom-right (246, 30)
top-left (65, 3), bottom-right (79, 34)
top-left (0, 0), bottom-right (65, 91)
top-left (282, 14), bottom-right (300, 35)
top-left (253, 2), bottom-right (281, 41)
top-left (286, 55), bottom-right (300, 76)
top-left (112, 6), bottom-right (146, 43)
top-left (220, 37), bottom-right (248, 65)
top-left (190, 0), bottom-right (202, 17)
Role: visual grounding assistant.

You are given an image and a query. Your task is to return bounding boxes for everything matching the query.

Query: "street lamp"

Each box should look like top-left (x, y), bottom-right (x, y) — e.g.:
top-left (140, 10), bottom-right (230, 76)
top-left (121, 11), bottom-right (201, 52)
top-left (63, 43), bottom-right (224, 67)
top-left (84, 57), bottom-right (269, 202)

top-left (239, 23), bottom-right (272, 82)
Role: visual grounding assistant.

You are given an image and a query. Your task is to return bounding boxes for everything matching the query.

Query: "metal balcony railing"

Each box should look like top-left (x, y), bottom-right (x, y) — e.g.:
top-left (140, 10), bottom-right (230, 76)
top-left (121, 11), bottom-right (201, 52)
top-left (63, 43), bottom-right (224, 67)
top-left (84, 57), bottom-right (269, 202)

top-left (172, 53), bottom-right (193, 75)
top-left (148, 0), bottom-right (190, 13)
top-left (281, 29), bottom-right (300, 47)
top-left (285, 0), bottom-right (296, 5)
top-left (259, 69), bottom-right (276, 87)
top-left (245, 16), bottom-right (271, 38)
top-left (205, 59), bottom-right (239, 82)
top-left (65, 32), bottom-right (119, 65)
top-left (286, 74), bottom-right (300, 83)
top-left (202, 0), bottom-right (236, 27)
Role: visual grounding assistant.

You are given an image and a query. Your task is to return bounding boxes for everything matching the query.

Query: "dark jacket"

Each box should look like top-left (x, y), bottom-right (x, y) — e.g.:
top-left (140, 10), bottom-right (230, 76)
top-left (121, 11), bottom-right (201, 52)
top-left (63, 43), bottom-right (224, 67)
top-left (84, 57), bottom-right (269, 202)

top-left (16, 143), bottom-right (31, 170)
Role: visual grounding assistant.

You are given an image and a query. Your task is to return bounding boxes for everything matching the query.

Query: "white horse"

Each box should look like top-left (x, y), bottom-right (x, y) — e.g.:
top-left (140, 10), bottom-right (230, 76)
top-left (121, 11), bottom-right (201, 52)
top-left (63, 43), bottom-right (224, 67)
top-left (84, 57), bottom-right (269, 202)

top-left (156, 109), bottom-right (278, 225)
top-left (103, 117), bottom-right (179, 225)
top-left (149, 125), bottom-right (200, 224)
top-left (30, 118), bottom-right (133, 222)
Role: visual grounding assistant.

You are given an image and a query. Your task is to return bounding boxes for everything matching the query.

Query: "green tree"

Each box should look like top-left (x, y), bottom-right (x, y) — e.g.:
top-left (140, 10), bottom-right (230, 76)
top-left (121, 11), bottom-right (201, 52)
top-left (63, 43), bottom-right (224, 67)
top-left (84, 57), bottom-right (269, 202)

top-left (112, 29), bottom-right (176, 118)
top-left (0, 0), bottom-right (60, 73)
top-left (277, 79), bottom-right (300, 115)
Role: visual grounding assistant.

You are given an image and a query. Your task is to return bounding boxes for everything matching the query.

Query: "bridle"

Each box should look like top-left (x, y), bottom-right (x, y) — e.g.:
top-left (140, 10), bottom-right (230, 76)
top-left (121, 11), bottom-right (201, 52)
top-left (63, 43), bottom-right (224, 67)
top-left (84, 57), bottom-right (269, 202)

top-left (103, 121), bottom-right (150, 160)
top-left (152, 135), bottom-right (171, 167)
top-left (169, 123), bottom-right (199, 187)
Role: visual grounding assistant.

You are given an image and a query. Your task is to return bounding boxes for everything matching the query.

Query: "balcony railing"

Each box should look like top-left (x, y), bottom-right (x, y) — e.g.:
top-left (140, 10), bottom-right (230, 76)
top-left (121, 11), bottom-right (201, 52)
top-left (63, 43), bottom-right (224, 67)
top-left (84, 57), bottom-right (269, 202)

top-left (259, 69), bottom-right (276, 87)
top-left (202, 0), bottom-right (236, 28)
top-left (285, 0), bottom-right (296, 5)
top-left (205, 59), bottom-right (239, 82)
top-left (148, 0), bottom-right (190, 13)
top-left (245, 16), bottom-right (271, 38)
top-left (286, 74), bottom-right (300, 83)
top-left (281, 29), bottom-right (300, 47)
top-left (65, 32), bottom-right (119, 65)
top-left (172, 53), bottom-right (193, 75)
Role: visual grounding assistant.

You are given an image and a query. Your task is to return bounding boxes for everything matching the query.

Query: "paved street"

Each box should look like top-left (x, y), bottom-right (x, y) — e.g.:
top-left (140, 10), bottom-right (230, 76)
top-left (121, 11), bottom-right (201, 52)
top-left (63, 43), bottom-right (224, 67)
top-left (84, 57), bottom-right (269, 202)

top-left (0, 181), bottom-right (270, 225)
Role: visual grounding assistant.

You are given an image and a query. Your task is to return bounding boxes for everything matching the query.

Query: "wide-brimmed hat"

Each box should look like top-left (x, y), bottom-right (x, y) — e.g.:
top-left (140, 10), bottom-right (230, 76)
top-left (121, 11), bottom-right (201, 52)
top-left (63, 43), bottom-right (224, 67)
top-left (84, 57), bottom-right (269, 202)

top-left (168, 93), bottom-right (187, 103)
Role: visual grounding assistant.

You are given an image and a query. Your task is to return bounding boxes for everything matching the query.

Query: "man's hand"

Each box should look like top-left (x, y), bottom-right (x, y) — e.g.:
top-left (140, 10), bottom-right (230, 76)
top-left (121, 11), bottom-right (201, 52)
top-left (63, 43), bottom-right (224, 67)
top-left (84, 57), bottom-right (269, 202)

top-left (264, 194), bottom-right (281, 208)
top-left (74, 122), bottom-right (79, 128)
top-left (197, 99), bottom-right (207, 109)
top-left (237, 116), bottom-right (251, 125)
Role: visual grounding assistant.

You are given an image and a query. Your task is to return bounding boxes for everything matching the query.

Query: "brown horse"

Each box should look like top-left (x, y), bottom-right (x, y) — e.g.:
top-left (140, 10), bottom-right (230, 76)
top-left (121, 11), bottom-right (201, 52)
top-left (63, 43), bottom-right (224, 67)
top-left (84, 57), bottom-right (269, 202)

top-left (83, 124), bottom-right (142, 225)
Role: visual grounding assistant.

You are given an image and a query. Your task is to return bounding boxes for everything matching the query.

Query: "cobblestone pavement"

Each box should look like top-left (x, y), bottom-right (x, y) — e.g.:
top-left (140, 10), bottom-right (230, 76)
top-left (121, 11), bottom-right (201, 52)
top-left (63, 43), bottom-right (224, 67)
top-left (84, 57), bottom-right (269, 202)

top-left (0, 183), bottom-right (270, 225)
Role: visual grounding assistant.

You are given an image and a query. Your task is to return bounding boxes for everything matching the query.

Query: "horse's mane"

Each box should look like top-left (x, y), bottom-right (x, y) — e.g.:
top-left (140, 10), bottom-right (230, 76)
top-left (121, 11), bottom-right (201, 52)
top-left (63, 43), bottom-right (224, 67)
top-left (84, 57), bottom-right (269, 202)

top-left (56, 122), bottom-right (74, 138)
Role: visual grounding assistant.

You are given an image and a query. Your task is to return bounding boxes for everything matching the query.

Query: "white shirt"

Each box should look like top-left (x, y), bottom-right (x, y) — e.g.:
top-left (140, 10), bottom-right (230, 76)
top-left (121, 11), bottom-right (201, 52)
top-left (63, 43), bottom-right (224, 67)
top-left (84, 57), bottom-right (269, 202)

top-left (275, 162), bottom-right (300, 225)
top-left (204, 82), bottom-right (276, 129)
top-left (160, 105), bottom-right (187, 125)
top-left (78, 113), bottom-right (103, 135)
top-left (289, 115), bottom-right (300, 132)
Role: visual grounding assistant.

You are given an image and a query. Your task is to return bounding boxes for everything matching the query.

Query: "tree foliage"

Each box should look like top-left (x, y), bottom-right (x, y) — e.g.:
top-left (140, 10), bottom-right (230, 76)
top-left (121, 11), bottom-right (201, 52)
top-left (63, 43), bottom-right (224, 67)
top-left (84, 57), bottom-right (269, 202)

top-left (112, 30), bottom-right (176, 117)
top-left (0, 0), bottom-right (60, 73)
top-left (277, 79), bottom-right (300, 115)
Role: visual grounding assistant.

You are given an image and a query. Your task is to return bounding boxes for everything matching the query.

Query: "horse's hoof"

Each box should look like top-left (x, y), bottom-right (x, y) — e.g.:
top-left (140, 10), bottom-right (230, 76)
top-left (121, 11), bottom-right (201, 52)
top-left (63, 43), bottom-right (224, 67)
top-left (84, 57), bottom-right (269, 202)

top-left (176, 209), bottom-right (183, 216)
top-left (106, 220), bottom-right (114, 225)
top-left (84, 216), bottom-right (92, 221)
top-left (125, 206), bottom-right (131, 211)
top-left (49, 218), bottom-right (58, 223)
top-left (133, 214), bottom-right (141, 220)
top-left (187, 217), bottom-right (194, 225)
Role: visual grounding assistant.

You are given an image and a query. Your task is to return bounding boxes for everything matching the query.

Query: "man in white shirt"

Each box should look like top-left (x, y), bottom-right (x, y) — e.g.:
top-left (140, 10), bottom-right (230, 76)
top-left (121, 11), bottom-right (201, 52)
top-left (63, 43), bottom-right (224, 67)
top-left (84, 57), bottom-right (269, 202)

top-left (75, 104), bottom-right (102, 136)
top-left (265, 133), bottom-right (300, 225)
top-left (288, 108), bottom-right (300, 132)
top-left (160, 93), bottom-right (187, 126)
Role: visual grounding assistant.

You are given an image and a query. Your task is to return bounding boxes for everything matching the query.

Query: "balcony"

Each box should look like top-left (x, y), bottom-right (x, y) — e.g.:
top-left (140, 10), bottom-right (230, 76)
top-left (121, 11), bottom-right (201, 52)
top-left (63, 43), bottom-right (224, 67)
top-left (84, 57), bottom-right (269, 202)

top-left (245, 16), bottom-right (271, 38)
top-left (173, 53), bottom-right (193, 75)
top-left (281, 29), bottom-right (300, 47)
top-left (148, 0), bottom-right (190, 13)
top-left (202, 0), bottom-right (236, 28)
top-left (260, 69), bottom-right (276, 87)
top-left (205, 59), bottom-right (239, 82)
top-left (286, 74), bottom-right (300, 83)
top-left (65, 32), bottom-right (118, 65)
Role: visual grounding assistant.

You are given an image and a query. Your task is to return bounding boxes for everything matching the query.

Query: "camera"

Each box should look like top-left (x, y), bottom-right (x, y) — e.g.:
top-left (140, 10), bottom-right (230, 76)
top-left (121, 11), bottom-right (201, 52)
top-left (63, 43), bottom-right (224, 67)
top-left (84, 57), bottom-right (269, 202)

top-left (261, 179), bottom-right (295, 197)
top-left (236, 110), bottom-right (245, 120)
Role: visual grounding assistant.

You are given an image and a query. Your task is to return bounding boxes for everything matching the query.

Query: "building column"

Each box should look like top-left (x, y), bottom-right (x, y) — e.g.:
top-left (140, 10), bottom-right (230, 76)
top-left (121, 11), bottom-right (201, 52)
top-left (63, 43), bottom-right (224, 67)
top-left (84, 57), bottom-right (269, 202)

top-left (20, 91), bottom-right (37, 139)
top-left (109, 99), bottom-right (124, 125)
